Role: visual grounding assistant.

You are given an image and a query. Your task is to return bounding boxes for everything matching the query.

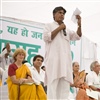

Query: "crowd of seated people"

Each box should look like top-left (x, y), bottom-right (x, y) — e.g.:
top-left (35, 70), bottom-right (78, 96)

top-left (0, 43), bottom-right (100, 100)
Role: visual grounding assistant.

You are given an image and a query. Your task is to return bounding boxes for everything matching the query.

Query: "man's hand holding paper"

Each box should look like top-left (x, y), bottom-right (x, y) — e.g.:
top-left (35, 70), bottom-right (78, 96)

top-left (71, 8), bottom-right (81, 24)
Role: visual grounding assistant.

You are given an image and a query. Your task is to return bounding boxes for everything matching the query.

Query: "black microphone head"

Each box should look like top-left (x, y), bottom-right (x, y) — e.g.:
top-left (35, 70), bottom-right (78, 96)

top-left (63, 29), bottom-right (67, 36)
top-left (64, 33), bottom-right (66, 36)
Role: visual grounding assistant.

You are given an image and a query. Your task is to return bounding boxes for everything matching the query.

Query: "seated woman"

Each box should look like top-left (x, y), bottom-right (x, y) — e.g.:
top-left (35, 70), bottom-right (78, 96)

top-left (76, 71), bottom-right (96, 100)
top-left (7, 48), bottom-right (47, 100)
top-left (71, 62), bottom-right (95, 100)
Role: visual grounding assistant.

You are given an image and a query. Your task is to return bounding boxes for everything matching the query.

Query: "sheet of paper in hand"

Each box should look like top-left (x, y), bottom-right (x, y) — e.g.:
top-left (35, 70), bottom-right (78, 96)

top-left (86, 89), bottom-right (98, 100)
top-left (23, 82), bottom-right (35, 85)
top-left (71, 8), bottom-right (81, 24)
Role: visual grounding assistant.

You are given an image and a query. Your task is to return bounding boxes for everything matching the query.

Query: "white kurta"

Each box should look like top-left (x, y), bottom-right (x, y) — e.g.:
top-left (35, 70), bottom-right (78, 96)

top-left (29, 66), bottom-right (45, 85)
top-left (0, 49), bottom-right (13, 70)
top-left (43, 21), bottom-right (81, 86)
top-left (86, 71), bottom-right (100, 88)
top-left (86, 71), bottom-right (100, 100)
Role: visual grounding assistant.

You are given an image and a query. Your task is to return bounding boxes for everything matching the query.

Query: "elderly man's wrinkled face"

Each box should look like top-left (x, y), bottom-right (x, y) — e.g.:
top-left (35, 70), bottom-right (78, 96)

top-left (94, 62), bottom-right (100, 73)
top-left (53, 10), bottom-right (65, 23)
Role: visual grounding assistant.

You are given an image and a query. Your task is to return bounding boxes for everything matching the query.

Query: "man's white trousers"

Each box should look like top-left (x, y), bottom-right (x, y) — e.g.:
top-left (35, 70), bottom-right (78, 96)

top-left (47, 77), bottom-right (70, 100)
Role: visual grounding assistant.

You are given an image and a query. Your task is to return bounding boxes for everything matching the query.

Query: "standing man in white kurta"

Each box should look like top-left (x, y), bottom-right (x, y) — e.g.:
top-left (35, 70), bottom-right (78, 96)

top-left (43, 6), bottom-right (82, 99)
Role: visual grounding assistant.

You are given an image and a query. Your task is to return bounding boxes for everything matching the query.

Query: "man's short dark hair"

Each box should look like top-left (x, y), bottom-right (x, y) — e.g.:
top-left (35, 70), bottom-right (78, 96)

top-left (41, 66), bottom-right (45, 69)
top-left (33, 55), bottom-right (44, 62)
top-left (22, 60), bottom-right (28, 64)
top-left (2, 47), bottom-right (6, 51)
top-left (53, 6), bottom-right (66, 14)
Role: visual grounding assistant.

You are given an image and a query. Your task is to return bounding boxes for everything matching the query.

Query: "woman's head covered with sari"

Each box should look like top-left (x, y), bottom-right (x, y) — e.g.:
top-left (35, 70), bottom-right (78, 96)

top-left (13, 48), bottom-right (26, 62)
top-left (72, 62), bottom-right (87, 88)
top-left (72, 62), bottom-right (80, 73)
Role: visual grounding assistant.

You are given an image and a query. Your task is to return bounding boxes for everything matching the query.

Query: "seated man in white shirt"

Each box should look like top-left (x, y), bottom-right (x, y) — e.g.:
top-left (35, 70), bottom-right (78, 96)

top-left (0, 43), bottom-right (13, 70)
top-left (29, 55), bottom-right (46, 92)
top-left (86, 61), bottom-right (100, 100)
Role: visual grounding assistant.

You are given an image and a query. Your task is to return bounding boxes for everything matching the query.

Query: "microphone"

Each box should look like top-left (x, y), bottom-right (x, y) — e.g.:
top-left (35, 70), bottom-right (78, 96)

top-left (62, 22), bottom-right (67, 36)
top-left (63, 29), bottom-right (67, 36)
